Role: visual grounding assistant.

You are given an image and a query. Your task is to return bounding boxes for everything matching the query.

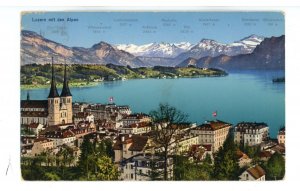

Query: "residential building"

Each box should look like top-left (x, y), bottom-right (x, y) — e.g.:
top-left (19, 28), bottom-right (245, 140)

top-left (120, 122), bottom-right (152, 135)
top-left (30, 138), bottom-right (54, 156)
top-left (239, 165), bottom-right (266, 181)
top-left (234, 122), bottom-right (269, 146)
top-left (277, 127), bottom-right (285, 145)
top-left (27, 123), bottom-right (45, 136)
top-left (113, 134), bottom-right (152, 163)
top-left (237, 150), bottom-right (252, 168)
top-left (121, 113), bottom-right (151, 127)
top-left (176, 135), bottom-right (199, 154)
top-left (119, 153), bottom-right (173, 181)
top-left (190, 120), bottom-right (232, 152)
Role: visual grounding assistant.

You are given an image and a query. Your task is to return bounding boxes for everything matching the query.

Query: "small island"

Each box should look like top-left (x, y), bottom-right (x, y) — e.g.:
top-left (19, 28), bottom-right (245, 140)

top-left (272, 77), bottom-right (285, 83)
top-left (21, 64), bottom-right (228, 89)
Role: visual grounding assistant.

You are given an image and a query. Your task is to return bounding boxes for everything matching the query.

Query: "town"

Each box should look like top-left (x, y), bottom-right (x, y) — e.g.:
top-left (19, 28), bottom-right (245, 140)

top-left (20, 59), bottom-right (285, 181)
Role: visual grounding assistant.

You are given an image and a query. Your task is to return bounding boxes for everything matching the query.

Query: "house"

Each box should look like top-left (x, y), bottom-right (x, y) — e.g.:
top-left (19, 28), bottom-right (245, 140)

top-left (121, 113), bottom-right (151, 127)
top-left (190, 120), bottom-right (232, 152)
top-left (113, 134), bottom-right (152, 163)
top-left (41, 129), bottom-right (76, 147)
top-left (259, 150), bottom-right (273, 162)
top-left (234, 122), bottom-right (269, 146)
top-left (277, 127), bottom-right (285, 145)
top-left (119, 153), bottom-right (173, 181)
top-left (30, 138), bottom-right (54, 156)
top-left (237, 149), bottom-right (252, 167)
top-left (27, 123), bottom-right (45, 136)
top-left (239, 165), bottom-right (266, 181)
top-left (176, 135), bottom-right (199, 154)
top-left (120, 122), bottom-right (152, 135)
top-left (187, 144), bottom-right (213, 162)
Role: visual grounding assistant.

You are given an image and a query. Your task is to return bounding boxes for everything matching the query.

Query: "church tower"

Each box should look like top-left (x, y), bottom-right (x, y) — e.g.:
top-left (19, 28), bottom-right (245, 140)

top-left (47, 57), bottom-right (61, 126)
top-left (60, 59), bottom-right (73, 124)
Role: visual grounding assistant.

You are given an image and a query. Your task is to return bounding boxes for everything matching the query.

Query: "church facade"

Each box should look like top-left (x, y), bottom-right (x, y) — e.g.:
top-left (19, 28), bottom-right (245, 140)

top-left (21, 58), bottom-right (73, 126)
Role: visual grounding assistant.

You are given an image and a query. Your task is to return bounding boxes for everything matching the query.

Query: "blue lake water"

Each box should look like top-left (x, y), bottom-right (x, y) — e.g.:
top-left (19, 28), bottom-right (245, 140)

top-left (21, 70), bottom-right (285, 138)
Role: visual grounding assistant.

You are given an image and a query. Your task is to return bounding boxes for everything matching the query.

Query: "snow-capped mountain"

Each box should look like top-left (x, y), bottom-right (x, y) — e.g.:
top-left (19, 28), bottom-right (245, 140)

top-left (177, 35), bottom-right (284, 70)
top-left (116, 42), bottom-right (194, 58)
top-left (174, 35), bottom-right (264, 63)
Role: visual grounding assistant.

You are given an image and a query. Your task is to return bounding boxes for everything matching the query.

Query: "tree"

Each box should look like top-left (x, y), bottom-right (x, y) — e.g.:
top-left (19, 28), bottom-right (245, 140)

top-left (93, 156), bottom-right (119, 180)
top-left (78, 136), bottom-right (94, 179)
top-left (213, 135), bottom-right (240, 180)
top-left (149, 103), bottom-right (188, 180)
top-left (265, 152), bottom-right (285, 180)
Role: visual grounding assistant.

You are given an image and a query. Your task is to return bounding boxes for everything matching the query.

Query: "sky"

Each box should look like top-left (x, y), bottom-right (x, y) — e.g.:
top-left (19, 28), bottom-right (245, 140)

top-left (21, 11), bottom-right (285, 47)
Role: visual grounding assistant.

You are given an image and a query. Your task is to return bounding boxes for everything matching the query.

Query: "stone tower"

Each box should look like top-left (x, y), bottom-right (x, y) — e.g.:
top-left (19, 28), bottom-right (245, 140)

top-left (60, 59), bottom-right (73, 124)
top-left (47, 57), bottom-right (61, 126)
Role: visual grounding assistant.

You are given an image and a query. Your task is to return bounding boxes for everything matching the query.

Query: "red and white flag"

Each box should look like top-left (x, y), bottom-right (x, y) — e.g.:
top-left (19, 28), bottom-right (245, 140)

top-left (109, 96), bottom-right (114, 103)
top-left (212, 111), bottom-right (217, 117)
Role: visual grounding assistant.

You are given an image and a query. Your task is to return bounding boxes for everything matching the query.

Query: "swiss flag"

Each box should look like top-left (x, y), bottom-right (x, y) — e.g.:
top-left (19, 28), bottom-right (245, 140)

top-left (109, 96), bottom-right (114, 103)
top-left (212, 111), bottom-right (217, 117)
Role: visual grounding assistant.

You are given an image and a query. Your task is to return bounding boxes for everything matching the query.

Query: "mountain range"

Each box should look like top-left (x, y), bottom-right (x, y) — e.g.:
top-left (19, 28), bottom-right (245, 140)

top-left (21, 30), bottom-right (284, 70)
top-left (177, 35), bottom-right (285, 70)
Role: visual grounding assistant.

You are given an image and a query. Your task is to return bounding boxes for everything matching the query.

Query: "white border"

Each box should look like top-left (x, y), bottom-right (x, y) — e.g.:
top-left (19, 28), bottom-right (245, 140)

top-left (0, 3), bottom-right (299, 191)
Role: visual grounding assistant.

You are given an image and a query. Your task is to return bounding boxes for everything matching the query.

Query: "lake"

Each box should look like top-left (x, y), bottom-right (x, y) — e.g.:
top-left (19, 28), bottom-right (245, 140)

top-left (21, 70), bottom-right (285, 138)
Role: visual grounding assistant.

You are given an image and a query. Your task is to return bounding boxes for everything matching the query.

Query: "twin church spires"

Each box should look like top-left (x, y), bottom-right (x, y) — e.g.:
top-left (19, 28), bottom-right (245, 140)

top-left (48, 57), bottom-right (72, 98)
top-left (48, 57), bottom-right (73, 126)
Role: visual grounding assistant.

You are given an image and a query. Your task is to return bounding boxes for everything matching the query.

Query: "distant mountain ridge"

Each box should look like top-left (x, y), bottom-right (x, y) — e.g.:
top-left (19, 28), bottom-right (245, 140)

top-left (21, 30), bottom-right (284, 70)
top-left (177, 35), bottom-right (285, 70)
top-left (21, 30), bottom-right (146, 67)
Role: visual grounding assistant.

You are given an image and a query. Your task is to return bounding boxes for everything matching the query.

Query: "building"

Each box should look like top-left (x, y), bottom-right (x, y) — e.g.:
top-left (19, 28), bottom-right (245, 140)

top-left (30, 138), bottom-right (54, 156)
top-left (236, 150), bottom-right (252, 168)
top-left (234, 122), bottom-right (269, 146)
top-left (190, 120), bottom-right (232, 152)
top-left (21, 58), bottom-right (73, 126)
top-left (113, 134), bottom-right (152, 163)
top-left (121, 113), bottom-right (151, 127)
top-left (239, 165), bottom-right (266, 181)
top-left (120, 122), bottom-right (152, 135)
top-left (119, 153), bottom-right (173, 181)
top-left (176, 135), bottom-right (199, 154)
top-left (277, 127), bottom-right (285, 145)
top-left (27, 123), bottom-right (45, 136)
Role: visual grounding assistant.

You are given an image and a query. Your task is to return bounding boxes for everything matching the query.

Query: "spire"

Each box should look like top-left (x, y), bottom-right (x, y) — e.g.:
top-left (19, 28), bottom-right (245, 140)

top-left (26, 91), bottom-right (30, 100)
top-left (60, 58), bottom-right (72, 97)
top-left (48, 57), bottom-right (59, 98)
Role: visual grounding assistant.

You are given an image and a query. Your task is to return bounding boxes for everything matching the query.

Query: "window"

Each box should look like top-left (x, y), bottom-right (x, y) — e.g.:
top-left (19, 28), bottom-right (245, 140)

top-left (131, 174), bottom-right (134, 179)
top-left (139, 169), bottom-right (142, 175)
top-left (131, 165), bottom-right (133, 169)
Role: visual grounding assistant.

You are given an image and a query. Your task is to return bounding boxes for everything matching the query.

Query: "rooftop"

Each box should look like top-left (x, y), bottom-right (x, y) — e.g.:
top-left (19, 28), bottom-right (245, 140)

top-left (196, 120), bottom-right (231, 131)
top-left (246, 165), bottom-right (265, 179)
top-left (21, 100), bottom-right (48, 109)
top-left (235, 122), bottom-right (268, 131)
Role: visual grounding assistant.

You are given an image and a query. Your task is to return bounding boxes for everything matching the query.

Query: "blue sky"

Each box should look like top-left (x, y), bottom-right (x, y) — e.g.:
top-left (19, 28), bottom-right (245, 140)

top-left (21, 12), bottom-right (284, 47)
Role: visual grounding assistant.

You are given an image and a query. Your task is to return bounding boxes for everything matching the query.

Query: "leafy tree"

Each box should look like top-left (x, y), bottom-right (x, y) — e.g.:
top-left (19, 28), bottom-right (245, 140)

top-left (150, 103), bottom-right (188, 180)
top-left (44, 172), bottom-right (61, 180)
top-left (265, 152), bottom-right (285, 180)
top-left (93, 156), bottom-right (119, 180)
top-left (213, 135), bottom-right (240, 180)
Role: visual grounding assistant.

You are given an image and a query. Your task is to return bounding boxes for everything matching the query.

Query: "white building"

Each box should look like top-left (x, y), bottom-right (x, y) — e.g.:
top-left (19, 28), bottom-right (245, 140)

top-left (119, 154), bottom-right (173, 181)
top-left (113, 134), bottom-right (151, 163)
top-left (121, 113), bottom-right (151, 127)
top-left (120, 122), bottom-right (152, 135)
top-left (277, 127), bottom-right (285, 145)
top-left (190, 120), bottom-right (232, 152)
top-left (234, 122), bottom-right (269, 146)
top-left (239, 165), bottom-right (266, 181)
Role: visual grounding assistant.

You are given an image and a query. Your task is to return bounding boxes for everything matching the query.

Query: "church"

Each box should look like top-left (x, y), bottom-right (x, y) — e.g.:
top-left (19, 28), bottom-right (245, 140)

top-left (21, 58), bottom-right (73, 126)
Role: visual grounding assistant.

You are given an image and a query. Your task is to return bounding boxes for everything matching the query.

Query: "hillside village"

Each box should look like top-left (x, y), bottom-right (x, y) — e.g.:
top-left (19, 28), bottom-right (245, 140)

top-left (20, 59), bottom-right (285, 181)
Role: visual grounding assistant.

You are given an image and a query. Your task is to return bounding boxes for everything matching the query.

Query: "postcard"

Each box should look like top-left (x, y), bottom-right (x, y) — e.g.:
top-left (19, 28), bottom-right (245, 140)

top-left (20, 11), bottom-right (285, 181)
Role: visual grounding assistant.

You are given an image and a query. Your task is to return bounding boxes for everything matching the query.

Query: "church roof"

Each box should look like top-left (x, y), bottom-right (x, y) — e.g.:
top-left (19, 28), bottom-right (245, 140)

top-left (48, 57), bottom-right (59, 98)
top-left (60, 62), bottom-right (72, 97)
top-left (21, 100), bottom-right (48, 109)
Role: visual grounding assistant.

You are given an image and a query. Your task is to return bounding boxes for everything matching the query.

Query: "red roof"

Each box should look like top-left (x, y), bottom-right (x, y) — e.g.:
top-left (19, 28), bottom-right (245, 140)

top-left (246, 165), bottom-right (265, 179)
